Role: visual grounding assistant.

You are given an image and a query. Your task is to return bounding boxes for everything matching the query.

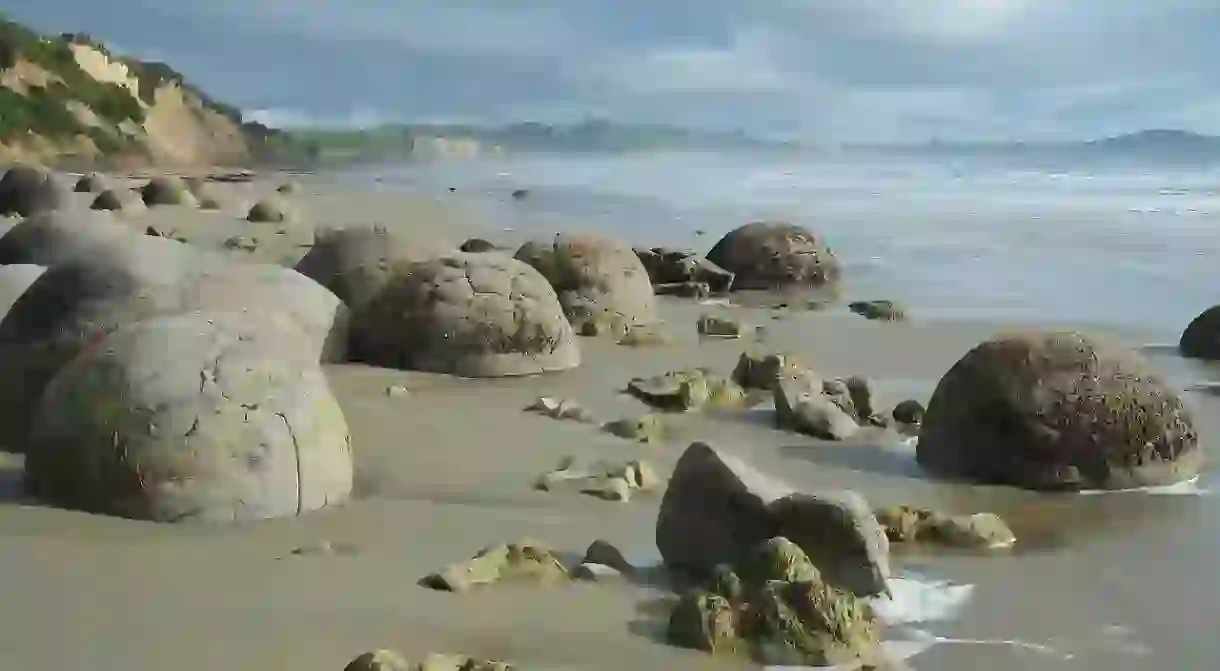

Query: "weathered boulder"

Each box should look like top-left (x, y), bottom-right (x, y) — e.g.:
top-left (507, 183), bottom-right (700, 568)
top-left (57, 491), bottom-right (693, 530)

top-left (74, 172), bottom-right (110, 193)
top-left (459, 237), bottom-right (497, 253)
top-left (732, 351), bottom-right (808, 391)
top-left (24, 313), bottom-right (353, 522)
top-left (0, 165), bottom-right (69, 217)
top-left (1179, 305), bottom-right (1220, 360)
top-left (140, 176), bottom-right (197, 207)
top-left (419, 540), bottom-right (569, 592)
top-left (90, 188), bottom-right (146, 213)
top-left (627, 368), bottom-right (746, 412)
top-left (788, 395), bottom-right (860, 441)
top-left (515, 233), bottom-right (658, 336)
top-left (656, 442), bottom-right (891, 597)
top-left (349, 252), bottom-right (580, 377)
top-left (917, 331), bottom-right (1200, 490)
top-left (635, 247), bottom-right (735, 293)
top-left (772, 365), bottom-right (825, 429)
top-left (704, 221), bottom-right (840, 291)
top-left (535, 457), bottom-right (661, 502)
top-left (0, 209), bottom-right (149, 267)
top-left (876, 506), bottom-right (1016, 550)
top-left (294, 224), bottom-right (454, 311)
top-left (247, 196), bottom-right (291, 222)
top-left (603, 413), bottom-right (666, 443)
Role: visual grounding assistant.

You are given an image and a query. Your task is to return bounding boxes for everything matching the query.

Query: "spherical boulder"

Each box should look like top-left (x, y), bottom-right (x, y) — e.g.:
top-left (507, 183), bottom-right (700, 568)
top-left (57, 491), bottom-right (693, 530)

top-left (140, 175), bottom-right (197, 207)
top-left (705, 221), bottom-right (841, 291)
top-left (247, 196), bottom-right (291, 223)
top-left (25, 312), bottom-right (353, 523)
top-left (294, 224), bottom-right (454, 311)
top-left (459, 237), bottom-right (497, 253)
top-left (0, 209), bottom-right (141, 266)
top-left (349, 251), bottom-right (580, 377)
top-left (514, 233), bottom-right (658, 336)
top-left (0, 264), bottom-right (44, 323)
top-left (90, 188), bottom-right (146, 213)
top-left (1179, 306), bottom-right (1220, 360)
top-left (0, 165), bottom-right (69, 217)
top-left (74, 172), bottom-right (111, 193)
top-left (917, 331), bottom-right (1200, 491)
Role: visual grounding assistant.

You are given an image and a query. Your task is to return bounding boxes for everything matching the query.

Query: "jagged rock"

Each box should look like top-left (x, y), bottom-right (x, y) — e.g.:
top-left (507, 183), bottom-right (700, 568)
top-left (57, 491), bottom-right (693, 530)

top-left (141, 176), bottom-right (197, 207)
top-left (656, 442), bottom-right (891, 597)
top-left (602, 413), bottom-right (665, 443)
top-left (697, 314), bottom-right (748, 338)
top-left (418, 540), bottom-right (569, 592)
top-left (705, 221), bottom-right (840, 291)
top-left (74, 172), bottom-right (110, 193)
top-left (90, 188), bottom-right (146, 212)
top-left (849, 300), bottom-right (907, 322)
top-left (525, 397), bottom-right (595, 423)
top-left (24, 313), bottom-right (353, 522)
top-left (634, 247), bottom-right (735, 293)
top-left (918, 330), bottom-right (1200, 490)
top-left (732, 351), bottom-right (808, 391)
top-left (0, 165), bottom-right (69, 217)
top-left (626, 368), bottom-right (746, 412)
top-left (247, 196), bottom-right (291, 222)
top-left (515, 233), bottom-right (659, 336)
top-left (294, 224), bottom-right (454, 312)
top-left (875, 506), bottom-right (1016, 550)
top-left (739, 537), bottom-right (821, 585)
top-left (344, 649), bottom-right (412, 671)
top-left (582, 539), bottom-right (635, 574)
top-left (348, 252), bottom-right (580, 377)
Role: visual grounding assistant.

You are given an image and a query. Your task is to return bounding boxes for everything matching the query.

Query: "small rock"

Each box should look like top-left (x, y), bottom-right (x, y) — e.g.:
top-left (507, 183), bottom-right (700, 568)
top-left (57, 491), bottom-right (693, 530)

top-left (582, 539), bottom-right (635, 574)
top-left (732, 351), bottom-right (808, 391)
top-left (617, 324), bottom-right (669, 347)
top-left (459, 237), bottom-right (497, 253)
top-left (583, 476), bottom-right (633, 502)
top-left (418, 540), bottom-right (569, 592)
top-left (344, 649), bottom-right (412, 671)
top-left (844, 376), bottom-right (875, 419)
top-left (276, 180), bottom-right (299, 194)
top-left (385, 385), bottom-right (410, 398)
top-left (603, 413), bottom-right (665, 443)
top-left (223, 235), bottom-right (258, 251)
top-left (535, 458), bottom-right (662, 501)
top-left (875, 506), bottom-right (1016, 550)
top-left (667, 592), bottom-right (741, 655)
top-left (525, 397), bottom-right (595, 423)
top-left (773, 367), bottom-right (825, 429)
top-left (849, 300), bottom-right (907, 322)
top-left (891, 399), bottom-right (925, 425)
top-left (627, 369), bottom-right (745, 412)
top-left (697, 314), bottom-right (748, 338)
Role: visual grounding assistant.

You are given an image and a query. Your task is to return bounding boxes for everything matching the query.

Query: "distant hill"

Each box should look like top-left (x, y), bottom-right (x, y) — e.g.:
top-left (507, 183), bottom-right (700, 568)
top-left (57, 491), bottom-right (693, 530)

top-left (844, 129), bottom-right (1220, 165)
top-left (0, 14), bottom-right (305, 167)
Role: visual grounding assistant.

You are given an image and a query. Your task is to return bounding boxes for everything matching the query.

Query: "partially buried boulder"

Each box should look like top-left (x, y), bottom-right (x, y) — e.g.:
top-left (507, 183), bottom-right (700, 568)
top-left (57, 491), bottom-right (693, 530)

top-left (140, 175), bottom-right (197, 207)
top-left (917, 330), bottom-right (1200, 490)
top-left (705, 221), bottom-right (840, 291)
top-left (90, 188), bottom-right (146, 213)
top-left (24, 312), bottom-right (353, 523)
top-left (0, 165), bottom-right (69, 217)
top-left (294, 224), bottom-right (454, 312)
top-left (1179, 305), bottom-right (1220, 360)
top-left (0, 209), bottom-right (140, 266)
top-left (515, 233), bottom-right (658, 336)
top-left (74, 172), bottom-right (110, 193)
top-left (247, 196), bottom-right (291, 222)
top-left (459, 237), bottom-right (497, 253)
top-left (0, 239), bottom-right (348, 450)
top-left (349, 251), bottom-right (580, 377)
top-left (656, 442), bottom-right (891, 597)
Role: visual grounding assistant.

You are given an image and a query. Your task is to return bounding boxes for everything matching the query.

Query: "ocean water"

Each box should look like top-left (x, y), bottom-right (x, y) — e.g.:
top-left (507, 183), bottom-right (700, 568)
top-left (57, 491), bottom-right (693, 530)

top-left (343, 150), bottom-right (1220, 339)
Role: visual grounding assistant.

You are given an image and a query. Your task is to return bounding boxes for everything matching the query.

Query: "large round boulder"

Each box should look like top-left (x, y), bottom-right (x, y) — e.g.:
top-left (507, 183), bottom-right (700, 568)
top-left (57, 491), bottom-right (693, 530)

top-left (0, 165), bottom-right (69, 217)
top-left (705, 221), bottom-right (841, 291)
top-left (514, 233), bottom-right (658, 336)
top-left (90, 188), bottom-right (147, 213)
top-left (349, 251), bottom-right (580, 376)
top-left (294, 224), bottom-right (454, 311)
top-left (0, 209), bottom-right (141, 266)
top-left (24, 312), bottom-right (353, 523)
top-left (0, 264), bottom-right (45, 320)
top-left (140, 175), bottom-right (197, 207)
top-left (0, 241), bottom-right (348, 450)
top-left (1179, 306), bottom-right (1220, 360)
top-left (917, 331), bottom-right (1200, 491)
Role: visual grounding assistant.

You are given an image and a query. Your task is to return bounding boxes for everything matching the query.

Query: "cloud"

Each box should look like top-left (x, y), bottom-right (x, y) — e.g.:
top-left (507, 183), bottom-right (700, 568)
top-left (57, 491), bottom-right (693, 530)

top-left (5, 0), bottom-right (1220, 141)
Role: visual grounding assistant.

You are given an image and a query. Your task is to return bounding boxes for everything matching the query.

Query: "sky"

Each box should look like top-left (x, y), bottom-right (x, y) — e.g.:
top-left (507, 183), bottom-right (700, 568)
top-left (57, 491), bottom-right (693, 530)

top-left (5, 0), bottom-right (1220, 142)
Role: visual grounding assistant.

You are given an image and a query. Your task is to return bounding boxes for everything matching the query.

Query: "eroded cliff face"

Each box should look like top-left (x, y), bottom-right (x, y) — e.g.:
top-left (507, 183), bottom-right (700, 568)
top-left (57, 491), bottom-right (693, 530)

top-left (0, 40), bottom-right (256, 167)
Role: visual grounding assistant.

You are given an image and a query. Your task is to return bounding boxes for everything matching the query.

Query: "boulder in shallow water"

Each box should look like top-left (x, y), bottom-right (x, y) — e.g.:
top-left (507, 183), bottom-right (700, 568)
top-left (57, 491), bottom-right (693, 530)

top-left (1179, 305), bottom-right (1220, 360)
top-left (0, 165), bottom-right (69, 217)
top-left (24, 312), bottom-right (353, 522)
top-left (627, 368), bottom-right (746, 412)
top-left (348, 251), bottom-right (580, 377)
top-left (875, 505), bottom-right (1016, 550)
top-left (788, 395), bottom-right (860, 441)
top-left (635, 246), bottom-right (735, 293)
top-left (705, 221), bottom-right (840, 291)
top-left (917, 330), bottom-right (1200, 490)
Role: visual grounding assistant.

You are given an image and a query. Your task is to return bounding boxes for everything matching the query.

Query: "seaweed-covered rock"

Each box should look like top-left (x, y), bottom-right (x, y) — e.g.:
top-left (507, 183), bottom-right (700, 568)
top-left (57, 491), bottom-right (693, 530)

top-left (419, 540), bottom-right (569, 592)
top-left (349, 252), bottom-right (579, 377)
top-left (1179, 305), bottom-right (1220, 360)
top-left (875, 506), bottom-right (1016, 550)
top-left (705, 221), bottom-right (840, 291)
top-left (739, 537), bottom-right (821, 585)
top-left (746, 576), bottom-right (881, 666)
top-left (732, 351), bottom-right (808, 391)
top-left (140, 175), bottom-right (197, 207)
top-left (247, 196), bottom-right (290, 222)
top-left (294, 224), bottom-right (455, 311)
top-left (515, 233), bottom-right (659, 336)
top-left (849, 300), bottom-right (907, 322)
top-left (627, 368), bottom-right (746, 412)
top-left (917, 331), bottom-right (1200, 490)
top-left (74, 172), bottom-right (110, 193)
top-left (24, 313), bottom-right (353, 522)
top-left (0, 165), bottom-right (69, 217)
top-left (667, 592), bottom-right (741, 655)
top-left (90, 188), bottom-right (146, 213)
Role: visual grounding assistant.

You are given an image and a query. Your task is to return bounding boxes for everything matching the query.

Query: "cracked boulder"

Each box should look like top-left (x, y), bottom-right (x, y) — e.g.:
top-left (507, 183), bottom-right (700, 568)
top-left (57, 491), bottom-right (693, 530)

top-left (349, 252), bottom-right (580, 377)
top-left (705, 221), bottom-right (841, 291)
top-left (140, 176), bottom-right (197, 207)
top-left (917, 330), bottom-right (1201, 491)
top-left (0, 164), bottom-right (69, 217)
top-left (294, 224), bottom-right (455, 312)
top-left (515, 233), bottom-right (659, 337)
top-left (0, 241), bottom-right (348, 451)
top-left (24, 312), bottom-right (353, 523)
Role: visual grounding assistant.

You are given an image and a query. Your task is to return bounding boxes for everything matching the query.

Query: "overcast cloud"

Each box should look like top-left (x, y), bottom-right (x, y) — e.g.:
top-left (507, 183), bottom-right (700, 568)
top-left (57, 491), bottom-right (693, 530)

top-left (6, 0), bottom-right (1220, 141)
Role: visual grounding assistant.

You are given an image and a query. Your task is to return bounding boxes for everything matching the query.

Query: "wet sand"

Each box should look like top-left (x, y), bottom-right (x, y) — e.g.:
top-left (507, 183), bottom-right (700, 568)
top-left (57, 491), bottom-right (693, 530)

top-left (0, 172), bottom-right (1216, 670)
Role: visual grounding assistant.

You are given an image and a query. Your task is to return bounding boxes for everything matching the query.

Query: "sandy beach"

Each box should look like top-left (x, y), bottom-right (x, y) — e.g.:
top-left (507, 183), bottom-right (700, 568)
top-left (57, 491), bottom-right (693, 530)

top-left (0, 169), bottom-right (1215, 671)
